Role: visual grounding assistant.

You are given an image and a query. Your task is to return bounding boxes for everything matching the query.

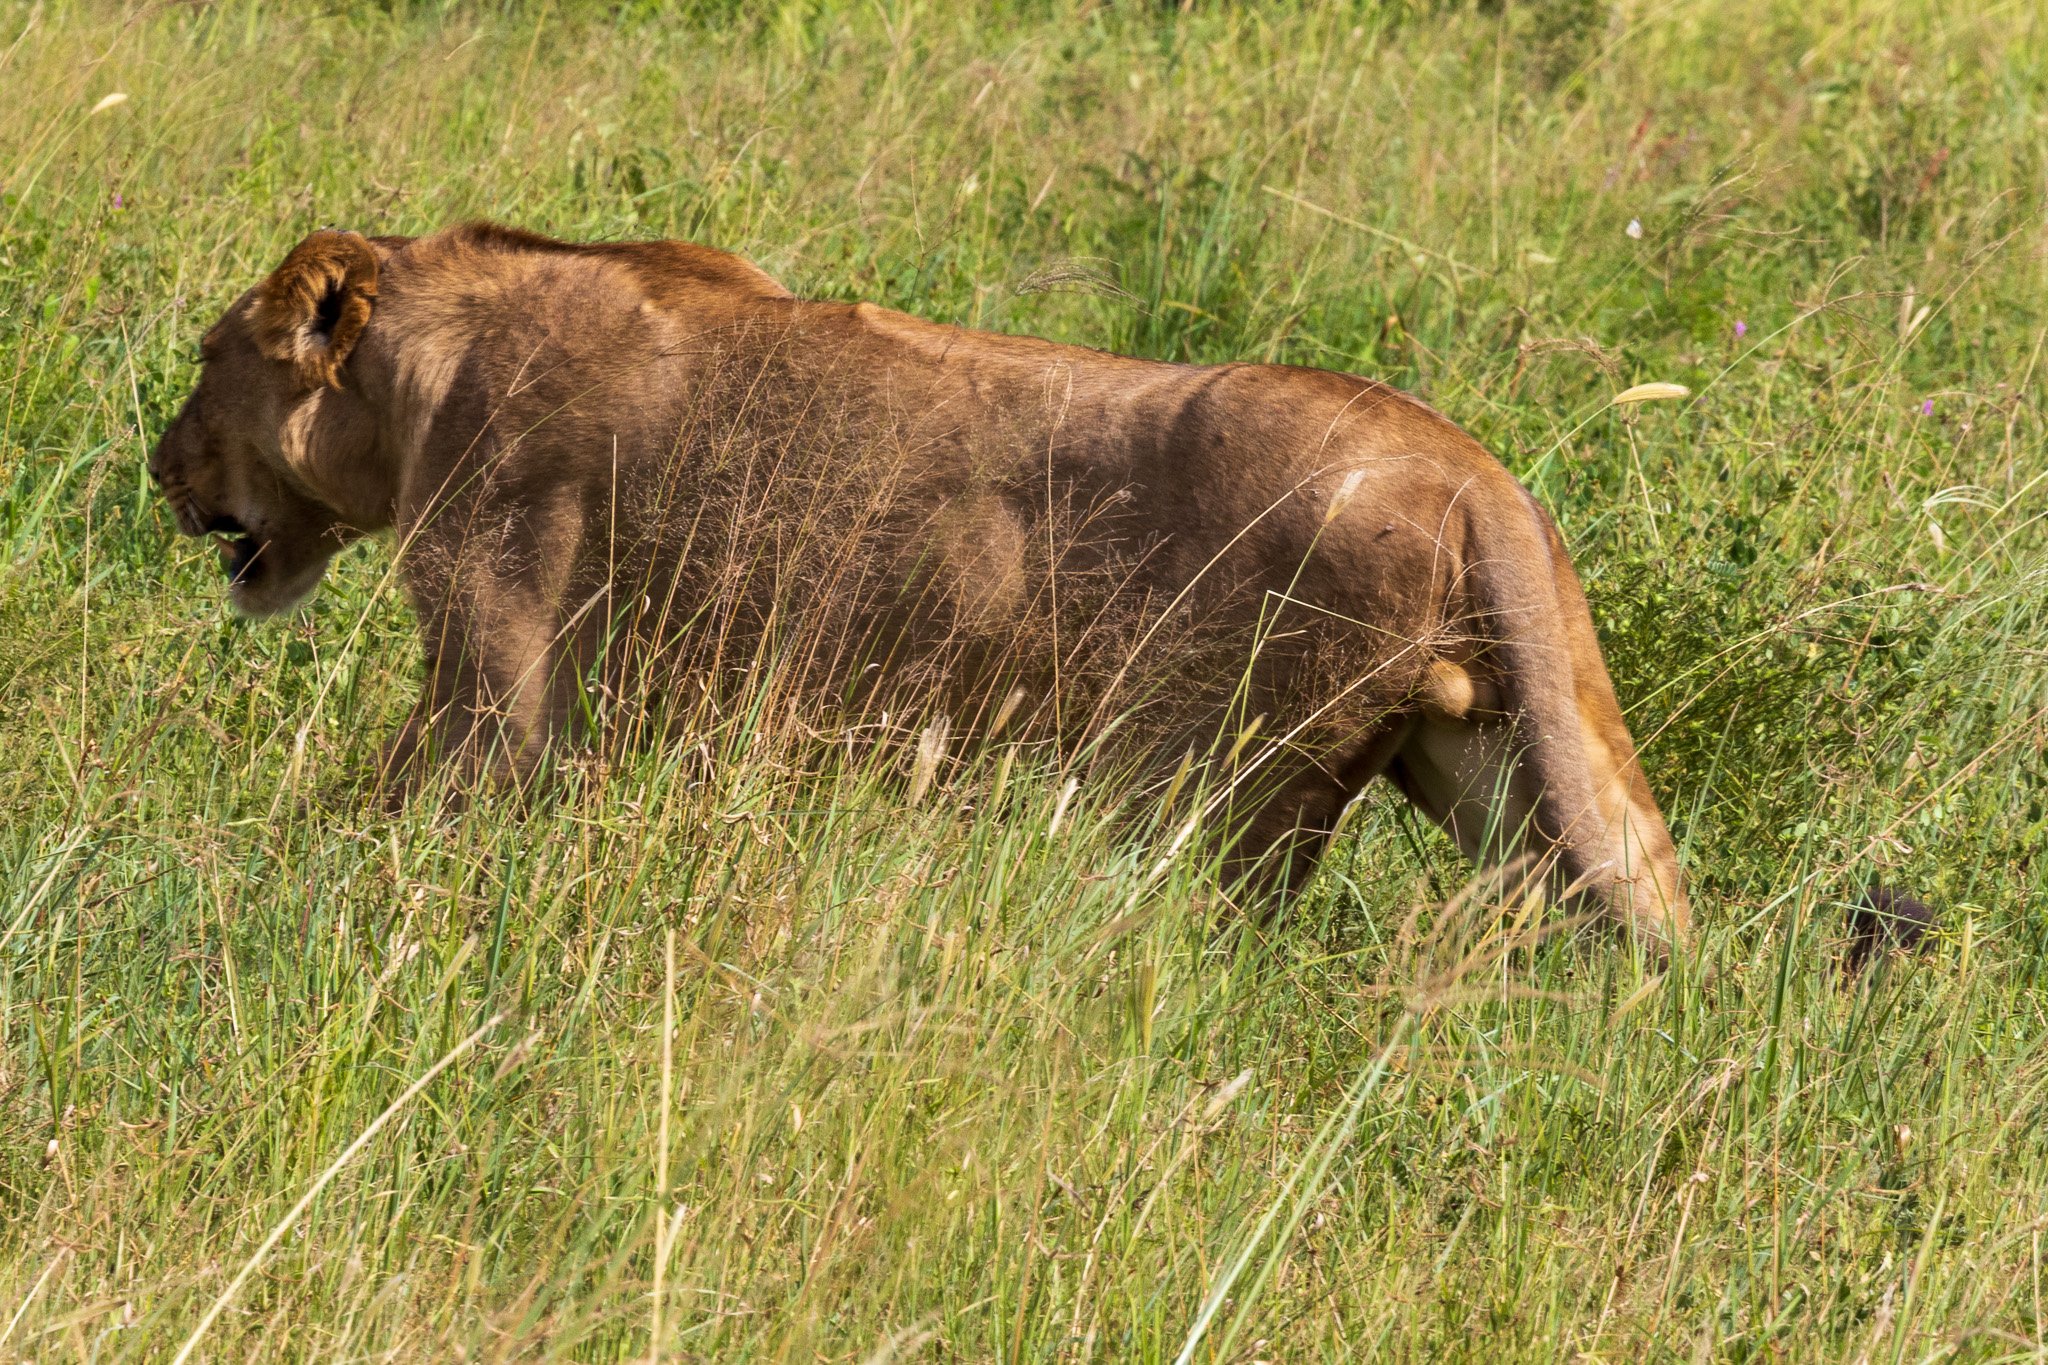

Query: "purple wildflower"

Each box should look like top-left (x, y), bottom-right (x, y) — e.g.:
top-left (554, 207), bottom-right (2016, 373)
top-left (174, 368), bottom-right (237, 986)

top-left (1920, 398), bottom-right (1934, 416)
top-left (1733, 319), bottom-right (1747, 339)
top-left (111, 192), bottom-right (123, 209)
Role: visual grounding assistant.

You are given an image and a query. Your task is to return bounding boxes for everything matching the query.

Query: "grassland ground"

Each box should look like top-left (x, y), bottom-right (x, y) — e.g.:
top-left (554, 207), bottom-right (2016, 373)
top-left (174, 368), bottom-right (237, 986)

top-left (2, 0), bottom-right (2045, 1359)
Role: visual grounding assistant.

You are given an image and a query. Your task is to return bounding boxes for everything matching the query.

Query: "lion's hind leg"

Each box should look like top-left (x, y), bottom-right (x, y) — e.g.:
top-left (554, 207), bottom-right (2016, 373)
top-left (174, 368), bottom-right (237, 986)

top-left (1221, 719), bottom-right (1415, 908)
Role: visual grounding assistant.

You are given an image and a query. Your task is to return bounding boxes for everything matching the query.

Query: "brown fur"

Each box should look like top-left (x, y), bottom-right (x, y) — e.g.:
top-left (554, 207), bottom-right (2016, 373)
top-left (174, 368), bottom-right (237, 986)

top-left (149, 222), bottom-right (1690, 948)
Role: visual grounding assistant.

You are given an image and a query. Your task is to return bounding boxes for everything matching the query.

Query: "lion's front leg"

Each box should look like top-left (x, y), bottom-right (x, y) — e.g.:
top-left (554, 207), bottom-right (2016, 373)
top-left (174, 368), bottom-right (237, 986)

top-left (382, 571), bottom-right (576, 801)
top-left (371, 703), bottom-right (432, 809)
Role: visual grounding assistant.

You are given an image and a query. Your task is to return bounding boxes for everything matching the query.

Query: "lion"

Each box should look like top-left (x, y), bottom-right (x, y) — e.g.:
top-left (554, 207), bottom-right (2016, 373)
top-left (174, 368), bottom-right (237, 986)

top-left (149, 223), bottom-right (1689, 949)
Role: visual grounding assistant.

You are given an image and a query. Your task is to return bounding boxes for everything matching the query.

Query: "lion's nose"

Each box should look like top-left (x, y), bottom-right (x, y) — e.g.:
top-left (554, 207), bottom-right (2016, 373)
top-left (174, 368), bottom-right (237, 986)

top-left (146, 425), bottom-right (179, 486)
top-left (150, 399), bottom-right (198, 488)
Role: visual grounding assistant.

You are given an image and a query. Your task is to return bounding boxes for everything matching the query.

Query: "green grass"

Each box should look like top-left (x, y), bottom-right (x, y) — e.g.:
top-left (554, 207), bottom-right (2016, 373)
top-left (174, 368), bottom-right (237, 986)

top-left (3, 0), bottom-right (2046, 1359)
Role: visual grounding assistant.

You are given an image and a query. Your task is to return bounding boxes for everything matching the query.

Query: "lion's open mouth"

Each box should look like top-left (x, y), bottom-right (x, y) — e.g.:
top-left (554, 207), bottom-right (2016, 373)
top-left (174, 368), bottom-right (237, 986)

top-left (204, 513), bottom-right (265, 583)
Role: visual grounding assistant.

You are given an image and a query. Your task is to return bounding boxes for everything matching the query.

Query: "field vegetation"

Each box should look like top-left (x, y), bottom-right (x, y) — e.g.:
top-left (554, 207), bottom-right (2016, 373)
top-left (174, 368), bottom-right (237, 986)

top-left (2, 0), bottom-right (2045, 1359)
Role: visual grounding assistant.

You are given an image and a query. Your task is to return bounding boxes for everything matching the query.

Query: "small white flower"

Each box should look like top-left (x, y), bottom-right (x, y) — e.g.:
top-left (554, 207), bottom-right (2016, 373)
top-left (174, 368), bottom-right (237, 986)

top-left (1626, 218), bottom-right (1644, 239)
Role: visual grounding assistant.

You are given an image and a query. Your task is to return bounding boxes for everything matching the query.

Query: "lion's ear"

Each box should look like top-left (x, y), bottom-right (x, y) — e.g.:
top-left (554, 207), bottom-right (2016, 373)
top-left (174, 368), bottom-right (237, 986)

top-left (249, 229), bottom-right (379, 389)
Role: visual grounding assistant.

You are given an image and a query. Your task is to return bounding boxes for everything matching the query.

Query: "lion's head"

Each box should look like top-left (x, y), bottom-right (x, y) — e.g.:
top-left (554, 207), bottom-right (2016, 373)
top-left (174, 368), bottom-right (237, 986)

top-left (150, 229), bottom-right (397, 616)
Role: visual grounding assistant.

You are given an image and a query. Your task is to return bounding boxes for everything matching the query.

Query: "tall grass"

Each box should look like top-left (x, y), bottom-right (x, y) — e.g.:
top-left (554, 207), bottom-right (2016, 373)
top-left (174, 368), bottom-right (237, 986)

top-left (2, 0), bottom-right (2045, 1359)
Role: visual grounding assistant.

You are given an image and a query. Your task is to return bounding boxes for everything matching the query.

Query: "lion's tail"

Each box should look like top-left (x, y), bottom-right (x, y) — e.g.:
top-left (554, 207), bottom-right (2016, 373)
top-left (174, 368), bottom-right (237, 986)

top-left (1399, 483), bottom-right (1690, 952)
